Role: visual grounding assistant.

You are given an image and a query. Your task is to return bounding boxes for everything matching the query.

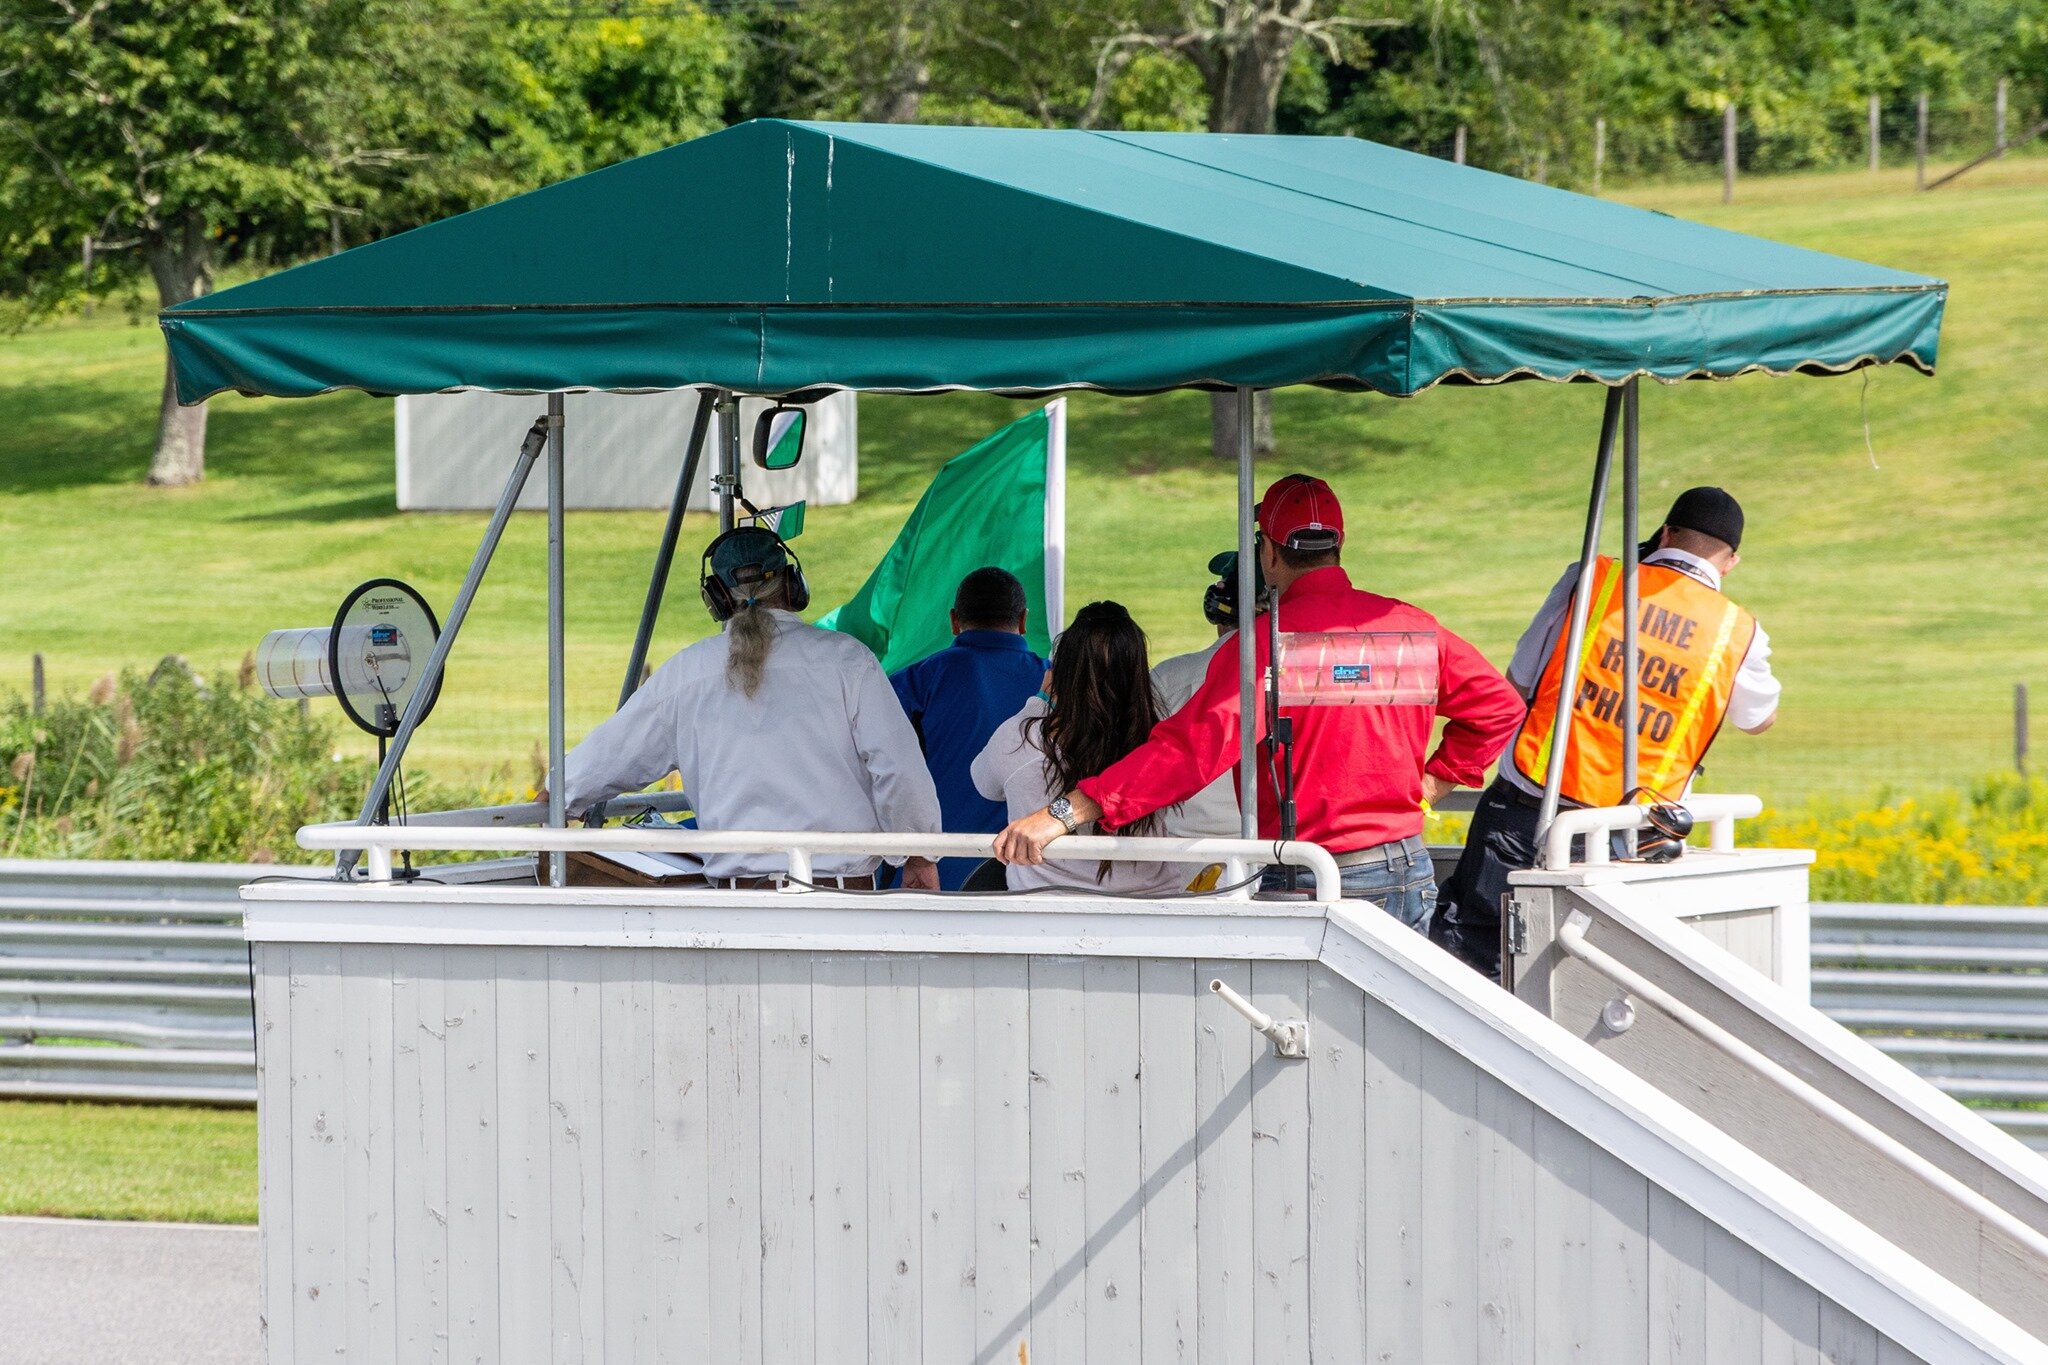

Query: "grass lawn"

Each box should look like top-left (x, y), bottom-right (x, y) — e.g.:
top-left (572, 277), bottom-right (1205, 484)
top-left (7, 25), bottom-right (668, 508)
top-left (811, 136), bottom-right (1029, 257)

top-left (3, 158), bottom-right (2046, 808)
top-left (0, 1100), bottom-right (256, 1223)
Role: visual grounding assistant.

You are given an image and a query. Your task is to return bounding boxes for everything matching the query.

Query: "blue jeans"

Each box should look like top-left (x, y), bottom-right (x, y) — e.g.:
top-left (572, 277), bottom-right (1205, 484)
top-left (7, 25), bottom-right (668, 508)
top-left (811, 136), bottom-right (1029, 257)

top-left (1260, 835), bottom-right (1436, 933)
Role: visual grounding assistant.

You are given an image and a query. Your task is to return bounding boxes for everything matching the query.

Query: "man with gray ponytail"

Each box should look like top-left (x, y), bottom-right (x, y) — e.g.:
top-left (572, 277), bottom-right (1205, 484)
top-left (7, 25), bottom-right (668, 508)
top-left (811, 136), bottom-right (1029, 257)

top-left (560, 527), bottom-right (943, 890)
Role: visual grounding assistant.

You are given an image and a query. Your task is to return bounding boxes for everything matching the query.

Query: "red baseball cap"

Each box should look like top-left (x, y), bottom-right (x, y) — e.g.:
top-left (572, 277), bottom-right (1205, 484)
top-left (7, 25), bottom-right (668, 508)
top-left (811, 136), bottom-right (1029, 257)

top-left (1257, 474), bottom-right (1345, 550)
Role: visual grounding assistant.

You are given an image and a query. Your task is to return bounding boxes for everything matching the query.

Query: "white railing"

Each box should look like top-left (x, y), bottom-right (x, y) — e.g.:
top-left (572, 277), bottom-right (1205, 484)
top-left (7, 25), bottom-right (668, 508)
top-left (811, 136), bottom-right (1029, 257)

top-left (297, 812), bottom-right (1346, 904)
top-left (1556, 906), bottom-right (2048, 1269)
top-left (1540, 794), bottom-right (1763, 870)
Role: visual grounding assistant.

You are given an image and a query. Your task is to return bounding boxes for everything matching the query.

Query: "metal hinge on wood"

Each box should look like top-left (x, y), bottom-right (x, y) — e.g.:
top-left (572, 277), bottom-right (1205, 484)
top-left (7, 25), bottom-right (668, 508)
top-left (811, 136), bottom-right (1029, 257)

top-left (1503, 894), bottom-right (1530, 957)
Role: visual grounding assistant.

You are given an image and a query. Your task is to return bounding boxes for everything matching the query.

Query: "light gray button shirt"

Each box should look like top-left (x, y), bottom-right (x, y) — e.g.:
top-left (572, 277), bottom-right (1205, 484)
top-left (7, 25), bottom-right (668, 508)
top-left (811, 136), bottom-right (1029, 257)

top-left (561, 610), bottom-right (941, 881)
top-left (1150, 636), bottom-right (1243, 839)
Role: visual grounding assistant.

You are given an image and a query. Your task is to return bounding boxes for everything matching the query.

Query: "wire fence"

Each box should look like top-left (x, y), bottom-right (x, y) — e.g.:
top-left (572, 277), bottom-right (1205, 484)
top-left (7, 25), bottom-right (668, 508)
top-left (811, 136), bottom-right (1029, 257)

top-left (1407, 83), bottom-right (2044, 197)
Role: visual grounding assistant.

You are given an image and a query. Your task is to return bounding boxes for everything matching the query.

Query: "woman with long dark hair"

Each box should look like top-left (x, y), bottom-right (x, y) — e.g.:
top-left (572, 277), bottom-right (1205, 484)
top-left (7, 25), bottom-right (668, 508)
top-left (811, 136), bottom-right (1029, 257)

top-left (971, 601), bottom-right (1189, 894)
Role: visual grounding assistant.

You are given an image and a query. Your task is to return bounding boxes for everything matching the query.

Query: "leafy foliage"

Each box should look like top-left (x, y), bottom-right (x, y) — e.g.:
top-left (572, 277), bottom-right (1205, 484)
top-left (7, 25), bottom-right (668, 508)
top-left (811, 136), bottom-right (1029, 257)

top-left (380, 8), bottom-right (737, 232)
top-left (1304, 0), bottom-right (2048, 184)
top-left (0, 665), bottom-right (501, 863)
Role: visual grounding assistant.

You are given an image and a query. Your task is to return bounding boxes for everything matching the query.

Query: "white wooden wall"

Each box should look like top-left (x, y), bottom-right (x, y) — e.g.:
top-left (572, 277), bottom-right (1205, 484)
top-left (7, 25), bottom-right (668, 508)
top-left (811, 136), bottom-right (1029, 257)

top-left (256, 944), bottom-right (1931, 1364)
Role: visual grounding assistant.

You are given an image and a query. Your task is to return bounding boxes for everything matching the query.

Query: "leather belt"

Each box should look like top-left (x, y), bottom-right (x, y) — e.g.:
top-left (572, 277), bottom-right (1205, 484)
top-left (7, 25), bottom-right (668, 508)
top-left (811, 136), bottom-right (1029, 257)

top-left (1488, 777), bottom-right (1552, 812)
top-left (1328, 835), bottom-right (1427, 869)
top-left (713, 873), bottom-right (879, 891)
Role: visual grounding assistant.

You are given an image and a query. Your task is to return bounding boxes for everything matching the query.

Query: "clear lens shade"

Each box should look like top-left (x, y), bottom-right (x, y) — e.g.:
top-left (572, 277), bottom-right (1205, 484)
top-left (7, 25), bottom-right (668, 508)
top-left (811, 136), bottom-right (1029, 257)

top-left (256, 627), bottom-right (338, 700)
top-left (255, 578), bottom-right (441, 737)
top-left (255, 625), bottom-right (416, 701)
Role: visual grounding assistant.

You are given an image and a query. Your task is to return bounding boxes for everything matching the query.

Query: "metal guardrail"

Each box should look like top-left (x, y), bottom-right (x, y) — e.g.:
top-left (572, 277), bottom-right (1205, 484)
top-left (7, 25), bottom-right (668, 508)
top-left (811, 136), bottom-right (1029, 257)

top-left (0, 859), bottom-right (273, 1105)
top-left (1813, 903), bottom-right (2048, 1151)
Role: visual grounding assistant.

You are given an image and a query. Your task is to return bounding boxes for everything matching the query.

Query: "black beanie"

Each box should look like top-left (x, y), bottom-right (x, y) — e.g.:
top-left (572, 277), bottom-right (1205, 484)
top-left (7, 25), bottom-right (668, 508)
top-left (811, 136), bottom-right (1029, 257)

top-left (1663, 486), bottom-right (1744, 551)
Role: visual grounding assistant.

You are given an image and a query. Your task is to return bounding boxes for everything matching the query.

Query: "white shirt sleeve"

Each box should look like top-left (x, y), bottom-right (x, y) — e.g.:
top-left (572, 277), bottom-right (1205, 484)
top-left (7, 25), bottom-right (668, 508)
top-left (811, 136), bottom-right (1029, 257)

top-left (558, 675), bottom-right (678, 817)
top-left (1507, 564), bottom-right (1581, 697)
top-left (972, 699), bottom-right (1044, 804)
top-left (1725, 619), bottom-right (1781, 732)
top-left (970, 721), bottom-right (1011, 802)
top-left (847, 652), bottom-right (944, 838)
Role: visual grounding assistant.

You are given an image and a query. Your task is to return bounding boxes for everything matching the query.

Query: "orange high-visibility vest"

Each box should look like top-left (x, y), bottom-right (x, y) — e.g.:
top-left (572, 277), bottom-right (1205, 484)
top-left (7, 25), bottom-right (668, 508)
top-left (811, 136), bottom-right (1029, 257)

top-left (1510, 556), bottom-right (1757, 808)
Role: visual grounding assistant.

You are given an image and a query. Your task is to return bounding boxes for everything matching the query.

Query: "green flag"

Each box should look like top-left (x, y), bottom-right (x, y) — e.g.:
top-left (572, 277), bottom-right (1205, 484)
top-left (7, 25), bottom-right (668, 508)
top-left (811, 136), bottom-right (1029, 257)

top-left (820, 401), bottom-right (1066, 672)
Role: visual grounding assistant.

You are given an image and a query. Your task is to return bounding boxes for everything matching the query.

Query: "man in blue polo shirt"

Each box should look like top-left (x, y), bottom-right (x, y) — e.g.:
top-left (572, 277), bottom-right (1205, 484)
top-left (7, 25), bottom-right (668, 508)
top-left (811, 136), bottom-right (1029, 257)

top-left (891, 567), bottom-right (1048, 889)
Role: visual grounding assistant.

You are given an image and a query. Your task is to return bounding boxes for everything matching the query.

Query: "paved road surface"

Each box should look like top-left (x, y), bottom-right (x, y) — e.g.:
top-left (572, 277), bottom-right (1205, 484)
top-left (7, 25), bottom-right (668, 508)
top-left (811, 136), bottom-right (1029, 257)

top-left (0, 1216), bottom-right (257, 1364)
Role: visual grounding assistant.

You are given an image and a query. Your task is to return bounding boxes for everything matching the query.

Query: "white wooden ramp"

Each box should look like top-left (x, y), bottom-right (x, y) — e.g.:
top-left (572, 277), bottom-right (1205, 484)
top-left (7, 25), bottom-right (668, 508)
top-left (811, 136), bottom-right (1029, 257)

top-left (244, 880), bottom-right (2048, 1363)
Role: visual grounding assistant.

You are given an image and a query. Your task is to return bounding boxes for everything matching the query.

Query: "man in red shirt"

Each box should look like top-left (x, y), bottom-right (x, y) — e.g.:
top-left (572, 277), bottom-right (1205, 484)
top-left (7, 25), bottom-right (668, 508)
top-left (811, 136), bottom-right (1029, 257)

top-left (994, 474), bottom-right (1524, 928)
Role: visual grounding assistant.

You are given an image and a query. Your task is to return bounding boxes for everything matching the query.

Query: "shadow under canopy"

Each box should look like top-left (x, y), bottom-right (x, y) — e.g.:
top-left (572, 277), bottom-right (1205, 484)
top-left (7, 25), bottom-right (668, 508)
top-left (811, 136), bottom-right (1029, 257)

top-left (156, 119), bottom-right (1947, 879)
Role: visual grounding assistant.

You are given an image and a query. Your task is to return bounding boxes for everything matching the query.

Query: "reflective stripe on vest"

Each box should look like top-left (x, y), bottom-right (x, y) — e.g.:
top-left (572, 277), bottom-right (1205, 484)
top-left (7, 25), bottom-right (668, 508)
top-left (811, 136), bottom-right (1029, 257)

top-left (1510, 555), bottom-right (1757, 808)
top-left (1524, 558), bottom-right (1626, 784)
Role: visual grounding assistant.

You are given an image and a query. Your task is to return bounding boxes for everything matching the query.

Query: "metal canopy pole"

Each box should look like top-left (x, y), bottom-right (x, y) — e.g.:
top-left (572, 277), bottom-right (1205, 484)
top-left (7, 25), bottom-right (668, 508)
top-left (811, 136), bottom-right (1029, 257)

top-left (1234, 386), bottom-right (1259, 839)
top-left (546, 394), bottom-right (568, 887)
top-left (1538, 387), bottom-right (1625, 840)
top-left (713, 390), bottom-right (740, 532)
top-left (620, 396), bottom-right (714, 708)
top-left (337, 415), bottom-right (549, 878)
top-left (1620, 379), bottom-right (1642, 856)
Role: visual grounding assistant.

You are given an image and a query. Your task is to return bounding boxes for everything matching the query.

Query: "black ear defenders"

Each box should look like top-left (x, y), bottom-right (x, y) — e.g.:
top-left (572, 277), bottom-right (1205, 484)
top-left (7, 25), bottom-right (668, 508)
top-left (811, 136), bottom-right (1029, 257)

top-left (1202, 549), bottom-right (1264, 628)
top-left (1202, 581), bottom-right (1237, 628)
top-left (699, 527), bottom-right (810, 623)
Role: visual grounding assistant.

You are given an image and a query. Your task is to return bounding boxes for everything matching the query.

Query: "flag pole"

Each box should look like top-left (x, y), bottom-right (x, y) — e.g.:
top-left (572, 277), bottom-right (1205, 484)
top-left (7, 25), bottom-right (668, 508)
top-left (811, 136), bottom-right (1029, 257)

top-left (1235, 387), bottom-right (1259, 840)
top-left (1044, 398), bottom-right (1067, 631)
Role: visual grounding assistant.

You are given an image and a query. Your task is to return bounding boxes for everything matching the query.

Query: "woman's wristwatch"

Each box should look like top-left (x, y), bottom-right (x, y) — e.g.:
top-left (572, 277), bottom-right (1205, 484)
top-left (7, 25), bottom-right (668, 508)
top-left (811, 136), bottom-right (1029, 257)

top-left (1047, 795), bottom-right (1080, 835)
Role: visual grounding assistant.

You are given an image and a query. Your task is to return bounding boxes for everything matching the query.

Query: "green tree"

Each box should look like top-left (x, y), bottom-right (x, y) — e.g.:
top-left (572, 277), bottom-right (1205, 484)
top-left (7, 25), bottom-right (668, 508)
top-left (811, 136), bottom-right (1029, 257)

top-left (413, 10), bottom-right (735, 217)
top-left (0, 0), bottom-right (469, 486)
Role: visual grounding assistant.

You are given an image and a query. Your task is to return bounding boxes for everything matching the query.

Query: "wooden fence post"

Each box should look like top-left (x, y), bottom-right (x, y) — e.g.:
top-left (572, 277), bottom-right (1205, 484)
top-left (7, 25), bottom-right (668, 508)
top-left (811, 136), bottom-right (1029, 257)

top-left (1916, 91), bottom-right (1929, 189)
top-left (1453, 125), bottom-right (1467, 165)
top-left (1868, 94), bottom-right (1881, 173)
top-left (1722, 103), bottom-right (1737, 204)
top-left (1997, 78), bottom-right (2008, 154)
top-left (1594, 116), bottom-right (1606, 194)
top-left (31, 654), bottom-right (45, 717)
top-left (2020, 682), bottom-right (2031, 780)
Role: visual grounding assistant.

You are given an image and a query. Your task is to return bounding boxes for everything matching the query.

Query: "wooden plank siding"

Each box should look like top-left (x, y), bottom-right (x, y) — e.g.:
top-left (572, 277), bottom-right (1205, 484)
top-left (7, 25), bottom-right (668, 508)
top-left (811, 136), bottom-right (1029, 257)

top-left (262, 945), bottom-right (1935, 1365)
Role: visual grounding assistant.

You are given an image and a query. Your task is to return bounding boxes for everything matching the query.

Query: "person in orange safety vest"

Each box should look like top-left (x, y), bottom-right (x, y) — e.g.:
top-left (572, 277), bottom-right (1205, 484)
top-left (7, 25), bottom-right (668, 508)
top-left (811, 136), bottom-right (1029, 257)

top-left (1433, 487), bottom-right (1780, 979)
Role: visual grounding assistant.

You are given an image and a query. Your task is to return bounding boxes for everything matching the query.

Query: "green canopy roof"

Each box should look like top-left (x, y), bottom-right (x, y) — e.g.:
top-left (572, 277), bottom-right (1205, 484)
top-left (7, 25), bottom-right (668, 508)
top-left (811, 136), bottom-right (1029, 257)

top-left (162, 119), bottom-right (1945, 403)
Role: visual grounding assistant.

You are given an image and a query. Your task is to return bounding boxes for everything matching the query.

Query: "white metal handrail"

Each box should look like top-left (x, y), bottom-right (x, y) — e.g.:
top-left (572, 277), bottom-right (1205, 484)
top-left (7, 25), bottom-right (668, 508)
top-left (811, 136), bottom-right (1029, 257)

top-left (1557, 908), bottom-right (2048, 1269)
top-left (1541, 794), bottom-right (1763, 870)
top-left (295, 817), bottom-right (1344, 903)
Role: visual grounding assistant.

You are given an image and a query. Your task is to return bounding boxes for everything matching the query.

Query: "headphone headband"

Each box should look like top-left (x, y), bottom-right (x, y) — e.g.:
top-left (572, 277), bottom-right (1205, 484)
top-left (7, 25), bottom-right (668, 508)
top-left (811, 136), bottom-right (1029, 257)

top-left (700, 526), bottom-right (810, 622)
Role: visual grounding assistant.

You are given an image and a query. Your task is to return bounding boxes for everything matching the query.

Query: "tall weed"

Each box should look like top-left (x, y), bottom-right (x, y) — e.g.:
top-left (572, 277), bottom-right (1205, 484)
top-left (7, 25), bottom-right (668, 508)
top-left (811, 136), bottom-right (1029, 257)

top-left (0, 665), bottom-right (502, 863)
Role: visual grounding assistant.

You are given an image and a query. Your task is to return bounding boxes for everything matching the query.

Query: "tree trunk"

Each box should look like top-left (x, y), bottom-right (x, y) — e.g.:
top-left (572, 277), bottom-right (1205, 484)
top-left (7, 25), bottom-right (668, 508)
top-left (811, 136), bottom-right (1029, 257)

top-left (146, 213), bottom-right (214, 488)
top-left (1202, 10), bottom-right (1295, 135)
top-left (1202, 7), bottom-right (1295, 460)
top-left (861, 9), bottom-right (928, 123)
top-left (1210, 388), bottom-right (1275, 462)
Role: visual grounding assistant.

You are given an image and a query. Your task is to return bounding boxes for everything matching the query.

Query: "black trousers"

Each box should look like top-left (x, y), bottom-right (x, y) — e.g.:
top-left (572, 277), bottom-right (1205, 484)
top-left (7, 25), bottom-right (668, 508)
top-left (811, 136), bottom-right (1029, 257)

top-left (1430, 776), bottom-right (1542, 981)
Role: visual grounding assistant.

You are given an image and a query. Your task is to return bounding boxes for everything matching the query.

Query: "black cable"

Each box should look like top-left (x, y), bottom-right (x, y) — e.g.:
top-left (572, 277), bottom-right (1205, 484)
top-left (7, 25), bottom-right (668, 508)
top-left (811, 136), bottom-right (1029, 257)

top-left (393, 756), bottom-right (417, 876)
top-left (244, 938), bottom-right (258, 1052)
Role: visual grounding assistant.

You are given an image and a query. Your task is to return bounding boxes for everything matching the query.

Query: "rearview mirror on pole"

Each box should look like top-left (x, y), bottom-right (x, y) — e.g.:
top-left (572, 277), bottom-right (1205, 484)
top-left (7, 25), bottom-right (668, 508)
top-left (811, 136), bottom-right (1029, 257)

top-left (753, 405), bottom-right (807, 470)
